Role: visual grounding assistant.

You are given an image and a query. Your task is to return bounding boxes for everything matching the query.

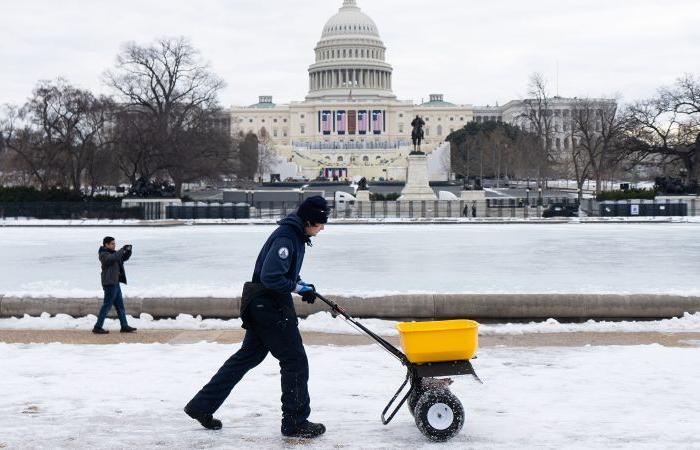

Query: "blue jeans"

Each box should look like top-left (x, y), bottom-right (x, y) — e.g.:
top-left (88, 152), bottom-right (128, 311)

top-left (95, 284), bottom-right (129, 328)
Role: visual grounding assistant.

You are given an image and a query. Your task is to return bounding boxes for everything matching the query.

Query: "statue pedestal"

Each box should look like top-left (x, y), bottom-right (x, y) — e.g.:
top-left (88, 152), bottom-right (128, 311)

top-left (355, 190), bottom-right (371, 202)
top-left (399, 155), bottom-right (437, 200)
top-left (460, 190), bottom-right (486, 201)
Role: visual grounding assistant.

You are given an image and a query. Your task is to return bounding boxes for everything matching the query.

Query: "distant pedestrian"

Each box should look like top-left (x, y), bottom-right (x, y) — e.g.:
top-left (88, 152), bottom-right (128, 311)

top-left (471, 201), bottom-right (477, 218)
top-left (93, 236), bottom-right (136, 334)
top-left (462, 204), bottom-right (469, 218)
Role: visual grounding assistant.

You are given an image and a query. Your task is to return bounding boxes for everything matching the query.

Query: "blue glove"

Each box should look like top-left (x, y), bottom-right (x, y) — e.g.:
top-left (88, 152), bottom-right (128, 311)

top-left (295, 284), bottom-right (316, 304)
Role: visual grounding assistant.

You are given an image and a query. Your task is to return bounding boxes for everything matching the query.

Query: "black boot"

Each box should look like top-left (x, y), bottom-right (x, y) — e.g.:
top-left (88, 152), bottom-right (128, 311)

top-left (120, 325), bottom-right (137, 333)
top-left (92, 326), bottom-right (109, 334)
top-left (184, 404), bottom-right (222, 430)
top-left (282, 421), bottom-right (326, 439)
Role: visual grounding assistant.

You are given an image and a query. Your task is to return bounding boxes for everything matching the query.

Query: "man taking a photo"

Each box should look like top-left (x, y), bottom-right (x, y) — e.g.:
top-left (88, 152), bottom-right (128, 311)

top-left (93, 236), bottom-right (137, 334)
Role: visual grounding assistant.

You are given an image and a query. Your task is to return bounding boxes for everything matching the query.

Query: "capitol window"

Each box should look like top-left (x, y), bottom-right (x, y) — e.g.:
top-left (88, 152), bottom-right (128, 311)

top-left (337, 156), bottom-right (344, 162)
top-left (437, 125), bottom-right (443, 135)
top-left (300, 124), bottom-right (305, 134)
top-left (363, 156), bottom-right (369, 162)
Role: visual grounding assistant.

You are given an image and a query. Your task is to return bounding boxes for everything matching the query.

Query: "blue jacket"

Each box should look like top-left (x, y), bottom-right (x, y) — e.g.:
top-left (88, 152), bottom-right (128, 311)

top-left (252, 214), bottom-right (310, 295)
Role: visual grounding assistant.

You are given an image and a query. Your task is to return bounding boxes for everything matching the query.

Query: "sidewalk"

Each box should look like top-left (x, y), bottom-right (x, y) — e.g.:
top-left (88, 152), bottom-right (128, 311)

top-left (2, 329), bottom-right (699, 347)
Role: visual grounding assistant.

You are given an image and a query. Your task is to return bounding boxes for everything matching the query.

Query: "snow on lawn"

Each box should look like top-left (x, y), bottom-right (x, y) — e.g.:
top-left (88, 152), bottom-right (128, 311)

top-left (2, 311), bottom-right (700, 335)
top-left (1, 224), bottom-right (700, 298)
top-left (0, 342), bottom-right (698, 449)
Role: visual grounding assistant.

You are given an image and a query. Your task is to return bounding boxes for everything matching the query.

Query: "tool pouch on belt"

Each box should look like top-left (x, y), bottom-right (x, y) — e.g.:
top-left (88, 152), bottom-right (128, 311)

top-left (241, 282), bottom-right (296, 330)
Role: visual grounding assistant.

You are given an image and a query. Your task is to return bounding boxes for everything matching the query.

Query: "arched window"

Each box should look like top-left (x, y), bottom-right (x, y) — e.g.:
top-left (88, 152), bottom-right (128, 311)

top-left (337, 156), bottom-right (344, 162)
top-left (437, 125), bottom-right (443, 136)
top-left (363, 155), bottom-right (369, 162)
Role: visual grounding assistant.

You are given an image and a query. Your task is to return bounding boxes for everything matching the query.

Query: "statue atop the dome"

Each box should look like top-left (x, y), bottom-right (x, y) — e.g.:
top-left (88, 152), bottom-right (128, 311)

top-left (411, 115), bottom-right (426, 154)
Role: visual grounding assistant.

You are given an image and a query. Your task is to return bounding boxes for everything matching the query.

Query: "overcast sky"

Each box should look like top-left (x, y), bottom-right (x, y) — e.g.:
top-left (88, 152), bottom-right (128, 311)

top-left (2, 0), bottom-right (699, 107)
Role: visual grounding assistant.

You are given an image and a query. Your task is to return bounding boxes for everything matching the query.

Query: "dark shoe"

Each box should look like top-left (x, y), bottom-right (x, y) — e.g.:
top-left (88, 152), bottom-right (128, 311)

top-left (120, 325), bottom-right (137, 333)
top-left (282, 421), bottom-right (326, 439)
top-left (92, 326), bottom-right (109, 334)
top-left (184, 404), bottom-right (222, 430)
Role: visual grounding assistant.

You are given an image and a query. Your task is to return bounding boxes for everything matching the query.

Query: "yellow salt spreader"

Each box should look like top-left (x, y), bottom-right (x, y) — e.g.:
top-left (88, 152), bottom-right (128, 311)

top-left (316, 293), bottom-right (481, 442)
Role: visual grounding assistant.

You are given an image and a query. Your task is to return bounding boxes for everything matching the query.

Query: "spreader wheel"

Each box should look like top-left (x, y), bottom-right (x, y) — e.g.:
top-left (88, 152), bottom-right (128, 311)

top-left (407, 387), bottom-right (422, 416)
top-left (414, 388), bottom-right (465, 442)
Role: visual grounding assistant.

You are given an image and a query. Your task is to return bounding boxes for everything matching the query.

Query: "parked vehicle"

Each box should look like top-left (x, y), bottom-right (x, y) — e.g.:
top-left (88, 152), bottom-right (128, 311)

top-left (542, 203), bottom-right (579, 218)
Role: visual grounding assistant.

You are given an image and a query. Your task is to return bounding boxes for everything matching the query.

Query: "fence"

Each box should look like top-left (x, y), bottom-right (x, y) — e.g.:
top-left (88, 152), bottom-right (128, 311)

top-left (1, 198), bottom-right (697, 221)
top-left (0, 202), bottom-right (143, 220)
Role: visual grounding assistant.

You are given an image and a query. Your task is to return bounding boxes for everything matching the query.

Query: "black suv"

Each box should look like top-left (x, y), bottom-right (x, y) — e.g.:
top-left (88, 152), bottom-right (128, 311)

top-left (542, 203), bottom-right (579, 218)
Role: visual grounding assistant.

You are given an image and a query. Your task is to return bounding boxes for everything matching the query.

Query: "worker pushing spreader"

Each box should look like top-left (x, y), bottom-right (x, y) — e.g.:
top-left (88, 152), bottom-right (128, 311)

top-left (315, 292), bottom-right (482, 442)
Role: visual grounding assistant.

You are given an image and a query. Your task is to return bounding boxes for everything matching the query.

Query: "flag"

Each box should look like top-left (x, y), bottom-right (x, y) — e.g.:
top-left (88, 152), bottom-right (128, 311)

top-left (322, 111), bottom-right (332, 134)
top-left (337, 110), bottom-right (346, 134)
top-left (372, 110), bottom-right (383, 134)
top-left (358, 110), bottom-right (368, 134)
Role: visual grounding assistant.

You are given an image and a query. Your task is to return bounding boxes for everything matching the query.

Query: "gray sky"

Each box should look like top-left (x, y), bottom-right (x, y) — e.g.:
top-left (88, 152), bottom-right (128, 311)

top-left (2, 0), bottom-right (699, 107)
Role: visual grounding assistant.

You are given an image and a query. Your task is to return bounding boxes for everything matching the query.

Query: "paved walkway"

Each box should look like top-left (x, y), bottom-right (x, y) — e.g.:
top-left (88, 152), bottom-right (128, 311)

top-left (1, 329), bottom-right (699, 347)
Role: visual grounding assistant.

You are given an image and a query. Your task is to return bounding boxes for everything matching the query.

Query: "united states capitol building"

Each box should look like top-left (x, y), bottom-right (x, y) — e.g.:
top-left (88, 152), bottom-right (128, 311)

top-left (230, 0), bottom-right (595, 182)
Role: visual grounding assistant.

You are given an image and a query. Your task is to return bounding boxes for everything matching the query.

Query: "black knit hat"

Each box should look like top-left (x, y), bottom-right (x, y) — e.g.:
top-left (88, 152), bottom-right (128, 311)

top-left (297, 196), bottom-right (329, 224)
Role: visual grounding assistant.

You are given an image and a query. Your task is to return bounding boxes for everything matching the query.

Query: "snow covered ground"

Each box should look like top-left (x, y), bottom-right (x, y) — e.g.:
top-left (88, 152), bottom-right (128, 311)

top-left (2, 311), bottom-right (700, 335)
top-left (1, 223), bottom-right (700, 298)
top-left (0, 342), bottom-right (698, 449)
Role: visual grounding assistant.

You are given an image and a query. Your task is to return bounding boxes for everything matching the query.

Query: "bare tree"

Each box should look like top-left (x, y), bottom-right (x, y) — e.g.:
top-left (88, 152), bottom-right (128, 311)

top-left (570, 98), bottom-right (624, 194)
top-left (104, 36), bottom-right (228, 194)
top-left (1, 102), bottom-right (64, 190)
top-left (625, 94), bottom-right (698, 187)
top-left (522, 73), bottom-right (556, 185)
top-left (658, 74), bottom-right (700, 183)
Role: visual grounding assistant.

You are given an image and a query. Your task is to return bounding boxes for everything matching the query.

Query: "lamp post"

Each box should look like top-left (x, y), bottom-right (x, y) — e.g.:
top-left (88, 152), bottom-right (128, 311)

top-left (526, 188), bottom-right (531, 206)
top-left (538, 187), bottom-right (543, 206)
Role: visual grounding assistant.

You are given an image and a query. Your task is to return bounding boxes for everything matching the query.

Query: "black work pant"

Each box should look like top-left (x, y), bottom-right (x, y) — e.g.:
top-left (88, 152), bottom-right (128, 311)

top-left (186, 295), bottom-right (310, 433)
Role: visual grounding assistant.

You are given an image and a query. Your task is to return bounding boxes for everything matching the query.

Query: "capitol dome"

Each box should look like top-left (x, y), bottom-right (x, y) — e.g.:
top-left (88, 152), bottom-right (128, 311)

top-left (320, 0), bottom-right (380, 40)
top-left (306, 0), bottom-right (395, 101)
